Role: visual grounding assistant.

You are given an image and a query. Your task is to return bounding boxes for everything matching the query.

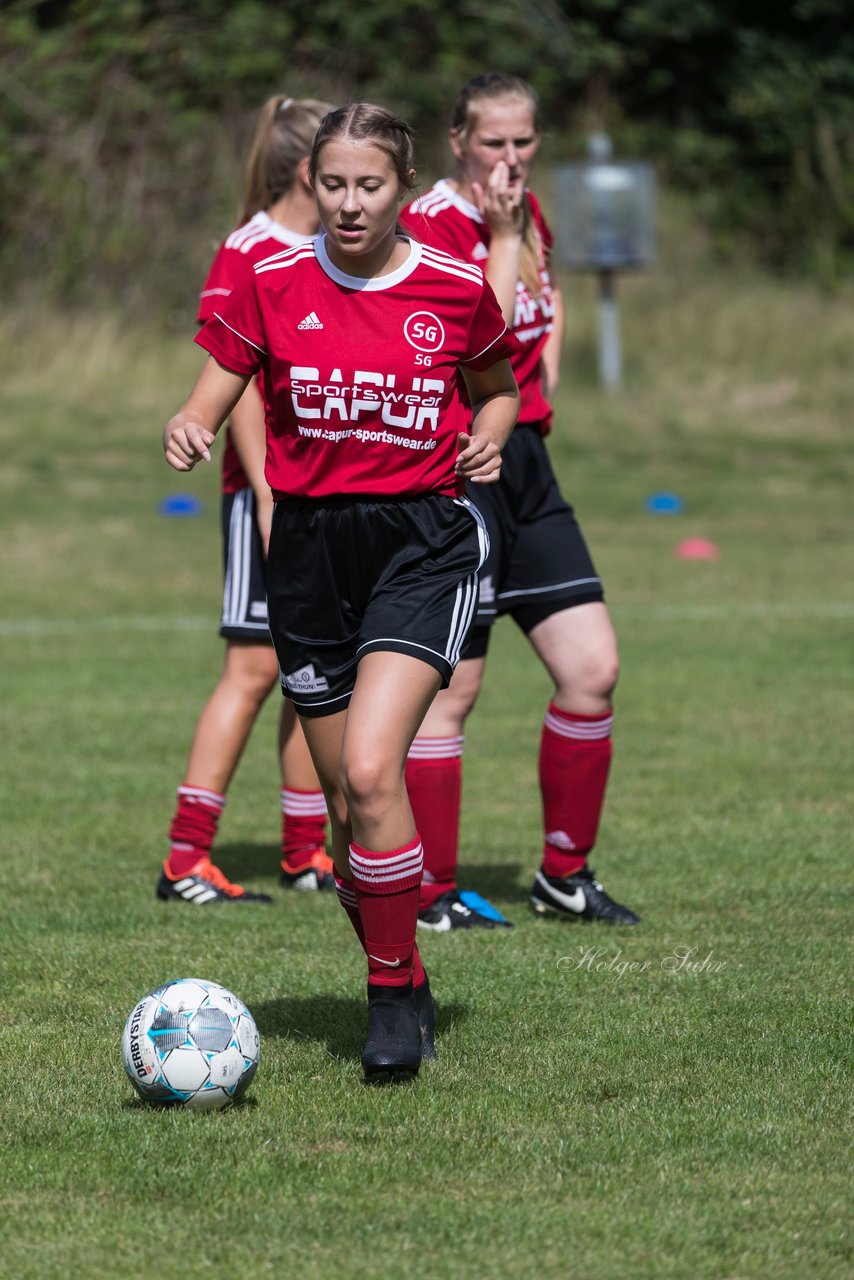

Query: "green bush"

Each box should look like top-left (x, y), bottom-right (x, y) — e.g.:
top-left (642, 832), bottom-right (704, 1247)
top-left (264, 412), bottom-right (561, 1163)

top-left (2, 0), bottom-right (852, 309)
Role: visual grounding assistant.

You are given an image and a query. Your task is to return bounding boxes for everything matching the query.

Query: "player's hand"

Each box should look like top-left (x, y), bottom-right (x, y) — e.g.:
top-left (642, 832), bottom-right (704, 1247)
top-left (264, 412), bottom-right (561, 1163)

top-left (163, 415), bottom-right (215, 472)
top-left (472, 161), bottom-right (524, 237)
top-left (455, 431), bottom-right (502, 484)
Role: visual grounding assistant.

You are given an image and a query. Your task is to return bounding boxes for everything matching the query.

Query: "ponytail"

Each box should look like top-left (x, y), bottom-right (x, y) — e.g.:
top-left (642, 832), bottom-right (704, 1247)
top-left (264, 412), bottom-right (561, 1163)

top-left (240, 95), bottom-right (334, 224)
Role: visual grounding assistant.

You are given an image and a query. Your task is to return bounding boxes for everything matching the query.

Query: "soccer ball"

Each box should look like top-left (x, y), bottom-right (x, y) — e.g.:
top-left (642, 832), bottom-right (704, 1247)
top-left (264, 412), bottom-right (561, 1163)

top-left (121, 978), bottom-right (260, 1110)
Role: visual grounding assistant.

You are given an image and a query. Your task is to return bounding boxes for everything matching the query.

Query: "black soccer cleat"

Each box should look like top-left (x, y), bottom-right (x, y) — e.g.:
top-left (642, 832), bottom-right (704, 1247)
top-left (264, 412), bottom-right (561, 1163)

top-left (156, 858), bottom-right (273, 905)
top-left (279, 846), bottom-right (336, 891)
top-left (417, 888), bottom-right (513, 932)
top-left (361, 986), bottom-right (422, 1083)
top-left (530, 867), bottom-right (641, 925)
top-left (413, 974), bottom-right (437, 1062)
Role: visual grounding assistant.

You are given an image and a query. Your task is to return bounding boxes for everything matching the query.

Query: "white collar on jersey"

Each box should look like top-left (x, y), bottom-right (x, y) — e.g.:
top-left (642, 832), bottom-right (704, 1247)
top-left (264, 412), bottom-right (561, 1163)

top-left (315, 234), bottom-right (423, 291)
top-left (432, 177), bottom-right (484, 224)
top-left (253, 210), bottom-right (311, 247)
top-left (432, 177), bottom-right (534, 226)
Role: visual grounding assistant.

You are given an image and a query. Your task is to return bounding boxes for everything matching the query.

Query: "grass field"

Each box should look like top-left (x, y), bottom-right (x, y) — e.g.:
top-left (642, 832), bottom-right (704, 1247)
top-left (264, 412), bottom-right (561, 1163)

top-left (1, 210), bottom-right (852, 1278)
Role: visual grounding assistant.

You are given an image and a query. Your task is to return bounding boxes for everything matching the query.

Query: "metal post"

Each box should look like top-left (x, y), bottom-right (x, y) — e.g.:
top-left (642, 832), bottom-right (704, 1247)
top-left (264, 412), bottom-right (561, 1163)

top-left (597, 269), bottom-right (622, 389)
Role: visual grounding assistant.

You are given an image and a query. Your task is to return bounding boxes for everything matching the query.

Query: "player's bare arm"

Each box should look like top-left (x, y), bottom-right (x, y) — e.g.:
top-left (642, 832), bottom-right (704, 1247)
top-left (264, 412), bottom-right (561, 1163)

top-left (457, 358), bottom-right (519, 484)
top-left (228, 376), bottom-right (273, 550)
top-left (163, 357), bottom-right (250, 472)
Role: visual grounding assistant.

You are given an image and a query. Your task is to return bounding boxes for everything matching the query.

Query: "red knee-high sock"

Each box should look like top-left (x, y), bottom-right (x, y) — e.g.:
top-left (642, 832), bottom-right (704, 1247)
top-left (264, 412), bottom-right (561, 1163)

top-left (405, 736), bottom-right (463, 910)
top-left (539, 706), bottom-right (613, 878)
top-left (280, 787), bottom-right (328, 868)
top-left (166, 784), bottom-right (226, 876)
top-left (334, 872), bottom-right (425, 988)
top-left (348, 837), bottom-right (423, 989)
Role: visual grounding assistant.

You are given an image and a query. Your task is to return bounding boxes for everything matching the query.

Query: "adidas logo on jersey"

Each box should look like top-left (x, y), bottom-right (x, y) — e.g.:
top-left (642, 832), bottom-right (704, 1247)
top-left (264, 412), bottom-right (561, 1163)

top-left (284, 663), bottom-right (330, 694)
top-left (297, 311), bottom-right (324, 330)
top-left (471, 243), bottom-right (490, 261)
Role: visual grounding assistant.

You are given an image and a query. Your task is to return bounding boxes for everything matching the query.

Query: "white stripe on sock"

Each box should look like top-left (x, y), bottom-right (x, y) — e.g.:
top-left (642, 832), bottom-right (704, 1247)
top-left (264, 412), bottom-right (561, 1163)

top-left (407, 735), bottom-right (464, 761)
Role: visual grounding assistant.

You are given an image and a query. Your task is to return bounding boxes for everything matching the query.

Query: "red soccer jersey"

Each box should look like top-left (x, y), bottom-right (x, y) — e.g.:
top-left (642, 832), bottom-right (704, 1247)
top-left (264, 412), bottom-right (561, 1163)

top-left (198, 211), bottom-right (311, 493)
top-left (401, 180), bottom-right (556, 434)
top-left (196, 235), bottom-right (518, 500)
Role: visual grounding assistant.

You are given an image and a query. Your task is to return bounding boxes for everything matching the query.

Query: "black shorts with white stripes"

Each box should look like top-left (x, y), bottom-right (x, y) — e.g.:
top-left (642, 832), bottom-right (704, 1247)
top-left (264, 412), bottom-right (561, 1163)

top-left (267, 493), bottom-right (487, 717)
top-left (462, 424), bottom-right (604, 657)
top-left (219, 489), bottom-right (272, 642)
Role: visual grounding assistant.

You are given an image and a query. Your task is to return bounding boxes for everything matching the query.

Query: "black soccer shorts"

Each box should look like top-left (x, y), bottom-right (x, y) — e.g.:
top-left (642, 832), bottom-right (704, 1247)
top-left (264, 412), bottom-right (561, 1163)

top-left (462, 424), bottom-right (604, 659)
top-left (219, 489), bottom-right (273, 642)
top-left (266, 493), bottom-right (487, 717)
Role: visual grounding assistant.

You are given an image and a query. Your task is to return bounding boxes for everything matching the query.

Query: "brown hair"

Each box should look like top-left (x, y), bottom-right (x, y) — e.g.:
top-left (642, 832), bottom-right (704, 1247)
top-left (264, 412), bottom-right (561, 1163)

top-left (451, 73), bottom-right (543, 297)
top-left (240, 95), bottom-right (333, 224)
top-left (309, 103), bottom-right (416, 194)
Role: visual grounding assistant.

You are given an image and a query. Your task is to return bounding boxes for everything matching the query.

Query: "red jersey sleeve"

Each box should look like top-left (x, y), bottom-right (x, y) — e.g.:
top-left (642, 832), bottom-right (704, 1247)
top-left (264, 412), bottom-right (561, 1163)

top-left (197, 242), bottom-right (254, 324)
top-left (400, 205), bottom-right (465, 257)
top-left (195, 276), bottom-right (266, 377)
top-left (462, 279), bottom-right (521, 371)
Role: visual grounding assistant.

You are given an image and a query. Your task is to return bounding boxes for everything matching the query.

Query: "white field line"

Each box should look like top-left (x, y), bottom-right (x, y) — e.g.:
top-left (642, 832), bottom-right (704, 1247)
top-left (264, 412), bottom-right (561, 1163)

top-left (1, 601), bottom-right (854, 639)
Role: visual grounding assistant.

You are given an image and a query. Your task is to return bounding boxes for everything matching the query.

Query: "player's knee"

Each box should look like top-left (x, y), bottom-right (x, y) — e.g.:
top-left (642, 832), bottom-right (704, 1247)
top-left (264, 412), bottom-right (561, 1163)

top-left (240, 668), bottom-right (279, 706)
top-left (225, 648), bottom-right (280, 705)
top-left (593, 650), bottom-right (620, 701)
top-left (555, 647), bottom-right (619, 706)
top-left (447, 661), bottom-right (484, 719)
top-left (438, 682), bottom-right (478, 729)
top-left (339, 753), bottom-right (398, 819)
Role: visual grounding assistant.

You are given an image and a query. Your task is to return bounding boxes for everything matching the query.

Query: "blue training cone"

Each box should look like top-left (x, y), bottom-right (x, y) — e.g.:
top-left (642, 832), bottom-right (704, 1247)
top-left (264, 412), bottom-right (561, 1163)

top-left (645, 492), bottom-right (684, 515)
top-left (159, 494), bottom-right (203, 517)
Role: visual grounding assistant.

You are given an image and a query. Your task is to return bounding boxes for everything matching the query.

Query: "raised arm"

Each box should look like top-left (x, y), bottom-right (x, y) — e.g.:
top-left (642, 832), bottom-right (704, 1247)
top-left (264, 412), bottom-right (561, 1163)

top-left (163, 357), bottom-right (250, 472)
top-left (457, 358), bottom-right (520, 484)
top-left (474, 161), bottom-right (523, 324)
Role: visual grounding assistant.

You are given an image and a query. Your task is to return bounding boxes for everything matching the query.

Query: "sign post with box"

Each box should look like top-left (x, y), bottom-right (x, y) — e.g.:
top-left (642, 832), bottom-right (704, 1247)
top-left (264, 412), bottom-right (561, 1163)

top-left (554, 134), bottom-right (655, 389)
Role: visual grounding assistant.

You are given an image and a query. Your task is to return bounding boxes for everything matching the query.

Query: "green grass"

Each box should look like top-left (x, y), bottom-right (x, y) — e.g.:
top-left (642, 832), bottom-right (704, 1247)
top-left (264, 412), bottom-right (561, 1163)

top-left (1, 212), bottom-right (852, 1278)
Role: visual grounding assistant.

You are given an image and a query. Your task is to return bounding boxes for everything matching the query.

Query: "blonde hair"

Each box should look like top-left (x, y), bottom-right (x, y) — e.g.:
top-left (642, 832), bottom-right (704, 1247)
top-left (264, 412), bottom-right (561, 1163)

top-left (451, 73), bottom-right (544, 297)
top-left (240, 95), bottom-right (334, 223)
top-left (309, 103), bottom-right (416, 193)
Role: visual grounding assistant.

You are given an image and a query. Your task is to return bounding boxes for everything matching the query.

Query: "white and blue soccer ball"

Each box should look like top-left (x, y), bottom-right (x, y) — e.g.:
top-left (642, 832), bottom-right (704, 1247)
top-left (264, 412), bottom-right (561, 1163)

top-left (121, 978), bottom-right (260, 1110)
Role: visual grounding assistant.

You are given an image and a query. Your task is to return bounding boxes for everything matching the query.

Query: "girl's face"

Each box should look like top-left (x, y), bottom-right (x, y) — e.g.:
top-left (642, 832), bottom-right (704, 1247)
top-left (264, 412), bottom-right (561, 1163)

top-left (450, 97), bottom-right (540, 202)
top-left (314, 139), bottom-right (411, 273)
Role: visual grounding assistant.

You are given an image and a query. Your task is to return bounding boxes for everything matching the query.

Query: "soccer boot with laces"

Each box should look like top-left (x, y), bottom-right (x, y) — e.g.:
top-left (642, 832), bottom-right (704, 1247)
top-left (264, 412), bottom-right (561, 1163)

top-left (156, 856), bottom-right (273, 905)
top-left (279, 845), bottom-right (336, 891)
top-left (530, 866), bottom-right (640, 925)
top-left (361, 985), bottom-right (422, 1083)
top-left (417, 888), bottom-right (513, 932)
top-left (413, 973), bottom-right (437, 1061)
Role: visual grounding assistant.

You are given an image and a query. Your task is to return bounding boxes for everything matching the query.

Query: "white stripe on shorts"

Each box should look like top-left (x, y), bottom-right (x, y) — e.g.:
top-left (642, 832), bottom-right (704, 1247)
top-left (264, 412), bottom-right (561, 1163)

top-left (454, 496), bottom-right (490, 569)
top-left (497, 575), bottom-right (601, 603)
top-left (445, 573), bottom-right (478, 667)
top-left (222, 490), bottom-right (254, 628)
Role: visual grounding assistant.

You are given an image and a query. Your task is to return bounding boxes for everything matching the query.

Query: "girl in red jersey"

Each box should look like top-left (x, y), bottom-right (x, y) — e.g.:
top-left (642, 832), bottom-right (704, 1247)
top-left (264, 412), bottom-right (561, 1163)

top-left (158, 96), bottom-right (336, 908)
top-left (163, 104), bottom-right (520, 1079)
top-left (401, 73), bottom-right (640, 929)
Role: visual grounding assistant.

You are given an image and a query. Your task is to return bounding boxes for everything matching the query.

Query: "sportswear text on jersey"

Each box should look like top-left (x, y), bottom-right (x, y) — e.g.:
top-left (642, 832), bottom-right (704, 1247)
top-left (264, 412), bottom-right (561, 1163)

top-left (196, 235), bottom-right (519, 500)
